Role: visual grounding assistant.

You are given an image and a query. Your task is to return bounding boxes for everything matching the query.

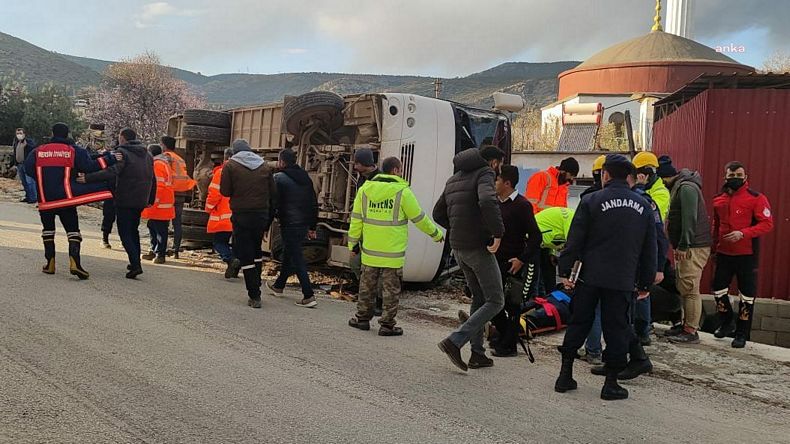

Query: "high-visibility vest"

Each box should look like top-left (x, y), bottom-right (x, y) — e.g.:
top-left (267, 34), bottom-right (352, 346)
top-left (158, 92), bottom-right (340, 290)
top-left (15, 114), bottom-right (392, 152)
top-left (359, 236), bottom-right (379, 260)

top-left (645, 176), bottom-right (670, 222)
top-left (163, 150), bottom-right (196, 192)
top-left (535, 207), bottom-right (575, 250)
top-left (525, 166), bottom-right (569, 214)
top-left (348, 174), bottom-right (443, 268)
top-left (205, 164), bottom-right (232, 233)
top-left (142, 157), bottom-right (176, 221)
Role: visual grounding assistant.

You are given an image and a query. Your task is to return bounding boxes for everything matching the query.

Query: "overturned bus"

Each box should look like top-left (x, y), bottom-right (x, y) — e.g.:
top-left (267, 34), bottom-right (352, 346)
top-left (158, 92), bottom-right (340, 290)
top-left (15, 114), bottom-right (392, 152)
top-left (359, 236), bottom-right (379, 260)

top-left (167, 91), bottom-right (523, 282)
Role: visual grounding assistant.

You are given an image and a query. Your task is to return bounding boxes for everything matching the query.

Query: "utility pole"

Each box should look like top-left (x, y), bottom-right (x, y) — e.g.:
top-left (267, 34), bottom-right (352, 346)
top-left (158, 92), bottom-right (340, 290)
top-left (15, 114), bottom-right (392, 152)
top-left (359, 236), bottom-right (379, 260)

top-left (434, 78), bottom-right (442, 98)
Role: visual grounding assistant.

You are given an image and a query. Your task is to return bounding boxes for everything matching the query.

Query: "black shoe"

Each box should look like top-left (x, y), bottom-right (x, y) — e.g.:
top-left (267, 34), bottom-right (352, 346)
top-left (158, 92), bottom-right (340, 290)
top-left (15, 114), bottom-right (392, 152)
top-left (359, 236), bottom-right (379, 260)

top-left (153, 256), bottom-right (166, 264)
top-left (601, 375), bottom-right (629, 400)
top-left (225, 258), bottom-right (241, 279)
top-left (555, 355), bottom-right (578, 393)
top-left (438, 338), bottom-right (468, 372)
top-left (731, 333), bottom-right (747, 348)
top-left (663, 324), bottom-right (684, 337)
top-left (468, 352), bottom-right (494, 369)
top-left (618, 358), bottom-right (653, 380)
top-left (174, 251), bottom-right (180, 259)
top-left (668, 330), bottom-right (700, 344)
top-left (247, 298), bottom-right (262, 309)
top-left (348, 317), bottom-right (370, 331)
top-left (20, 197), bottom-right (29, 202)
top-left (378, 325), bottom-right (403, 336)
top-left (590, 365), bottom-right (606, 376)
top-left (141, 252), bottom-right (156, 261)
top-left (715, 322), bottom-right (736, 339)
top-left (639, 335), bottom-right (652, 347)
top-left (125, 267), bottom-right (143, 279)
top-left (492, 348), bottom-right (518, 358)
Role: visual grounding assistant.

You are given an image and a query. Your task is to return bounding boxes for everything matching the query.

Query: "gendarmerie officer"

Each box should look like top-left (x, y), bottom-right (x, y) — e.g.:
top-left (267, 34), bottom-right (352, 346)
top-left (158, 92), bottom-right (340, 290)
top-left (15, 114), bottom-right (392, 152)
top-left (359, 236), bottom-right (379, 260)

top-left (554, 154), bottom-right (657, 401)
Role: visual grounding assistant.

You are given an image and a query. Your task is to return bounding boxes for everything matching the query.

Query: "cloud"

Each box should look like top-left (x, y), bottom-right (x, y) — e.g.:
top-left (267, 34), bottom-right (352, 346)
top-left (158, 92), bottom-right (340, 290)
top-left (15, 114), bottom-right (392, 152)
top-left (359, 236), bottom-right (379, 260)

top-left (135, 1), bottom-right (206, 28)
top-left (282, 48), bottom-right (308, 55)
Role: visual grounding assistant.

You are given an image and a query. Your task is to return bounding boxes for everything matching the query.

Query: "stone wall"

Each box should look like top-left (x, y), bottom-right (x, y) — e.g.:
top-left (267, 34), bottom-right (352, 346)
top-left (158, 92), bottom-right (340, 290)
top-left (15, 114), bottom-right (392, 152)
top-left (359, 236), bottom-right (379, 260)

top-left (701, 295), bottom-right (790, 348)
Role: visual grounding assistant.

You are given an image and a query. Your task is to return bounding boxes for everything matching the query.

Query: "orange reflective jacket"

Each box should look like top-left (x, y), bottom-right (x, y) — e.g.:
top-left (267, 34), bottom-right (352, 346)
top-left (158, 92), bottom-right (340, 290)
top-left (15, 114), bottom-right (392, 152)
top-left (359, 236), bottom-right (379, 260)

top-left (525, 166), bottom-right (569, 214)
top-left (205, 164), bottom-right (232, 233)
top-left (142, 157), bottom-right (176, 221)
top-left (163, 151), bottom-right (196, 192)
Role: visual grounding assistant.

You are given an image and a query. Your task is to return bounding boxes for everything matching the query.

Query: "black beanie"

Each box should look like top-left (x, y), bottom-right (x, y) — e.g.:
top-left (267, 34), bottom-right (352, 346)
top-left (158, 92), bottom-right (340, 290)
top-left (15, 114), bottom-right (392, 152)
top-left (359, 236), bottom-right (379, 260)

top-left (52, 122), bottom-right (69, 139)
top-left (656, 155), bottom-right (677, 178)
top-left (559, 157), bottom-right (579, 176)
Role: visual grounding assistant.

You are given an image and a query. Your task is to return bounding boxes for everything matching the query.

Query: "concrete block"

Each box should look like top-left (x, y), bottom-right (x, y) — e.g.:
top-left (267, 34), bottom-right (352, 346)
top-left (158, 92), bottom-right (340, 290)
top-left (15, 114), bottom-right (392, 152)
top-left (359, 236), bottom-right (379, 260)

top-left (775, 301), bottom-right (790, 318)
top-left (776, 333), bottom-right (790, 348)
top-left (755, 300), bottom-right (779, 317)
top-left (760, 316), bottom-right (790, 333)
top-left (750, 330), bottom-right (776, 345)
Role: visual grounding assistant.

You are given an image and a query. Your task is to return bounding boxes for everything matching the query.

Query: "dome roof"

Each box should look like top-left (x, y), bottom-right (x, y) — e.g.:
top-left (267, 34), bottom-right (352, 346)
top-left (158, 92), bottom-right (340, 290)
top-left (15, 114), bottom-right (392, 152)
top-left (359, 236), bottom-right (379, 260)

top-left (575, 31), bottom-right (748, 70)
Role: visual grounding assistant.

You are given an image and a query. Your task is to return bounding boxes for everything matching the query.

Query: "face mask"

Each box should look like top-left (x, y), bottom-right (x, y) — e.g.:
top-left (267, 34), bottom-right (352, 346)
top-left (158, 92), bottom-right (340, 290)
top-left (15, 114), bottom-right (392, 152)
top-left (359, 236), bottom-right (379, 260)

top-left (725, 178), bottom-right (745, 191)
top-left (16, 134), bottom-right (24, 141)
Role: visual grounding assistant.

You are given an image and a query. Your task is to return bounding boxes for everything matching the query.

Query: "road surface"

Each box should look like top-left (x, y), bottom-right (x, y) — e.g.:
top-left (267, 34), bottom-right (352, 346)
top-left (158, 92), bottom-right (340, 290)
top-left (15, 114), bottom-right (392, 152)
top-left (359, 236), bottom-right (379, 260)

top-left (1, 201), bottom-right (788, 444)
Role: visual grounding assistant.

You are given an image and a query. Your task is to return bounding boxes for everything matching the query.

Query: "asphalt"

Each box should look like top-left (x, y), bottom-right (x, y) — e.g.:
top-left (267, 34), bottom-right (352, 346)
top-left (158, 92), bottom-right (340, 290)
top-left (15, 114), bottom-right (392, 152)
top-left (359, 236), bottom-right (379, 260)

top-left (1, 201), bottom-right (789, 444)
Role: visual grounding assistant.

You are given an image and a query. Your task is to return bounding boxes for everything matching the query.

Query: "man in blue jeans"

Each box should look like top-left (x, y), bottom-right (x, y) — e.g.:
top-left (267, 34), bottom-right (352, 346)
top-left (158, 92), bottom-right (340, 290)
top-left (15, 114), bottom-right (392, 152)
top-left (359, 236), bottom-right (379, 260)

top-left (12, 128), bottom-right (38, 203)
top-left (267, 148), bottom-right (319, 308)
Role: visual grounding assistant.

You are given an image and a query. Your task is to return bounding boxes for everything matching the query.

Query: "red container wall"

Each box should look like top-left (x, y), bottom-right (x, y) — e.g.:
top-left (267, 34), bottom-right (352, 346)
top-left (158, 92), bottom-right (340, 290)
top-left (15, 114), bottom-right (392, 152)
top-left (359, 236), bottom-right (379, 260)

top-left (654, 89), bottom-right (790, 300)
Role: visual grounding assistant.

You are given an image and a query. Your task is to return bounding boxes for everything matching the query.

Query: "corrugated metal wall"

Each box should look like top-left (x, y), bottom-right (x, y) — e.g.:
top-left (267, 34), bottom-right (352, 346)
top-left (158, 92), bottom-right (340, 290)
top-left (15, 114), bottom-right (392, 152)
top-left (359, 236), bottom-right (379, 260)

top-left (654, 89), bottom-right (790, 300)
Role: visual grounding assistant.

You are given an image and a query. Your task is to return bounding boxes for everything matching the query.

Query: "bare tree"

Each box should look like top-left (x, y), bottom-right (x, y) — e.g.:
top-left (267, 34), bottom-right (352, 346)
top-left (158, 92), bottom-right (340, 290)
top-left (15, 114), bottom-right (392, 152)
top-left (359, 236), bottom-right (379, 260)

top-left (87, 52), bottom-right (205, 142)
top-left (511, 108), bottom-right (560, 151)
top-left (762, 51), bottom-right (790, 73)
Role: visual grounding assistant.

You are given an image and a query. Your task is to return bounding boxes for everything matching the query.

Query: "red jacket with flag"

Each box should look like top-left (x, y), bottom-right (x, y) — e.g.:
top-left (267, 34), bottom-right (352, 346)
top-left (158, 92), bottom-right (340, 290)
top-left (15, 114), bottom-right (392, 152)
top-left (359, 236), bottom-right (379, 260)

top-left (712, 183), bottom-right (773, 256)
top-left (205, 164), bottom-right (232, 233)
top-left (24, 138), bottom-right (115, 211)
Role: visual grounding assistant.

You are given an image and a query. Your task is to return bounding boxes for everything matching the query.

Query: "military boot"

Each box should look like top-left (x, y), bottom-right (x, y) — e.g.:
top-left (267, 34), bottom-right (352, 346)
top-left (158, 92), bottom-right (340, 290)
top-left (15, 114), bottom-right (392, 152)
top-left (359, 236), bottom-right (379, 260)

top-left (732, 295), bottom-right (754, 349)
top-left (713, 290), bottom-right (736, 338)
top-left (618, 340), bottom-right (653, 380)
top-left (554, 354), bottom-right (578, 393)
top-left (67, 232), bottom-right (89, 280)
top-left (42, 231), bottom-right (56, 274)
top-left (601, 370), bottom-right (629, 400)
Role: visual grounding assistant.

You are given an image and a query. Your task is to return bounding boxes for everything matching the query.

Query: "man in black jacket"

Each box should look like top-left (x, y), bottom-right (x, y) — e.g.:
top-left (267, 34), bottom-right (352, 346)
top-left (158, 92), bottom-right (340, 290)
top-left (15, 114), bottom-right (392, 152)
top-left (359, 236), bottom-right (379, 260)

top-left (434, 148), bottom-right (505, 372)
top-left (554, 154), bottom-right (656, 401)
top-left (82, 128), bottom-right (156, 279)
top-left (268, 148), bottom-right (319, 308)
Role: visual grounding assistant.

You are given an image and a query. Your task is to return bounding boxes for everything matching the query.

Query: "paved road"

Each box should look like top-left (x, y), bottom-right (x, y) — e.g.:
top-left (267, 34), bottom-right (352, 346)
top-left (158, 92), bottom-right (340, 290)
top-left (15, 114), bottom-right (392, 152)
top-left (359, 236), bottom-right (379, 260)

top-left (1, 201), bottom-right (788, 444)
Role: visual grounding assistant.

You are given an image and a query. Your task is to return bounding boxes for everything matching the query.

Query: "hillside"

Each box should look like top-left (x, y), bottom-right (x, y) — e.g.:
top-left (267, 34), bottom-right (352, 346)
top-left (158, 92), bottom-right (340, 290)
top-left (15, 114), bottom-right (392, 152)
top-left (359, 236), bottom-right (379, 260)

top-left (1, 31), bottom-right (579, 109)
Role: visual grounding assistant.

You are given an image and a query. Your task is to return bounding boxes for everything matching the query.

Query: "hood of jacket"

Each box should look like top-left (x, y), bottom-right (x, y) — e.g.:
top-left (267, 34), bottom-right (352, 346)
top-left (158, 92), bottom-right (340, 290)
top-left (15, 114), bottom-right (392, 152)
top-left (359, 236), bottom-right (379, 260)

top-left (453, 148), bottom-right (488, 173)
top-left (672, 168), bottom-right (703, 191)
top-left (231, 151), bottom-right (264, 170)
top-left (281, 165), bottom-right (312, 186)
top-left (360, 174), bottom-right (408, 201)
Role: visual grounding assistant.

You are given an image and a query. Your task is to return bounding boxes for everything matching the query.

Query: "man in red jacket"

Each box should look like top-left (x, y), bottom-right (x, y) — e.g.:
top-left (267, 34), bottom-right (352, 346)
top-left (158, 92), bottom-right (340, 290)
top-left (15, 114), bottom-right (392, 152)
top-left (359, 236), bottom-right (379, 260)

top-left (711, 161), bottom-right (773, 348)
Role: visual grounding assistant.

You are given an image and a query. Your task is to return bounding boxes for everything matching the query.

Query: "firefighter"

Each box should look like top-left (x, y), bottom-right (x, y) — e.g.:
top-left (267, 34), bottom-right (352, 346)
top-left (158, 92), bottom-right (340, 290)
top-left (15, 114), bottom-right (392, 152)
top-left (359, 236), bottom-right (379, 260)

top-left (711, 161), bottom-right (773, 348)
top-left (554, 154), bottom-right (656, 401)
top-left (160, 136), bottom-right (196, 259)
top-left (141, 144), bottom-right (176, 264)
top-left (632, 151), bottom-right (670, 221)
top-left (348, 157), bottom-right (444, 336)
top-left (206, 148), bottom-right (239, 279)
top-left (25, 123), bottom-right (115, 279)
top-left (525, 157), bottom-right (579, 214)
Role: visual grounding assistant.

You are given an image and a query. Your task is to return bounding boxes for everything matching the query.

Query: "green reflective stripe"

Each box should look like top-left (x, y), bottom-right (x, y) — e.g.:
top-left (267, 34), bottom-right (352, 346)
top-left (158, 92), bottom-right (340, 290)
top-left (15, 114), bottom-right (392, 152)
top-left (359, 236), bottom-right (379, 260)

top-left (351, 212), bottom-right (363, 219)
top-left (361, 246), bottom-right (405, 258)
top-left (362, 218), bottom-right (408, 226)
top-left (411, 211), bottom-right (426, 224)
top-left (392, 190), bottom-right (404, 223)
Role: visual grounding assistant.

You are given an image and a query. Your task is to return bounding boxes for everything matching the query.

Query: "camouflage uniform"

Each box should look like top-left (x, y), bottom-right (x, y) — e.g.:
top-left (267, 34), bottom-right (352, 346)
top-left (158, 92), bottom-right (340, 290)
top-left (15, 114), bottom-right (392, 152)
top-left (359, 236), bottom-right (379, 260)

top-left (356, 265), bottom-right (402, 326)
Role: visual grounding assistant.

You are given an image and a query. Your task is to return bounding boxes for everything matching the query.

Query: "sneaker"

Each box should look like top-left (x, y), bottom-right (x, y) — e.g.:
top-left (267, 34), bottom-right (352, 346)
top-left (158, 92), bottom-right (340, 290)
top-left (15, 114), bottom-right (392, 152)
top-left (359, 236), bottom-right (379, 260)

top-left (663, 324), bottom-right (684, 337)
top-left (668, 330), bottom-right (700, 344)
top-left (639, 335), bottom-right (652, 347)
top-left (295, 297), bottom-right (318, 308)
top-left (266, 281), bottom-right (284, 295)
top-left (125, 267), bottom-right (143, 279)
top-left (141, 252), bottom-right (156, 261)
top-left (348, 317), bottom-right (370, 331)
top-left (153, 256), bottom-right (166, 265)
top-left (468, 352), bottom-right (494, 369)
top-left (585, 354), bottom-right (603, 366)
top-left (247, 298), bottom-right (262, 309)
top-left (438, 338), bottom-right (468, 372)
top-left (378, 325), bottom-right (403, 336)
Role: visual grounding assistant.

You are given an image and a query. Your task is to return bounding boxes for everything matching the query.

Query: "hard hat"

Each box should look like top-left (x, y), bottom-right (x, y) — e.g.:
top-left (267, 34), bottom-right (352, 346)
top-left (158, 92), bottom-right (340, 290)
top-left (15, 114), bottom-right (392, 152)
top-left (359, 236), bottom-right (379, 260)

top-left (632, 151), bottom-right (659, 169)
top-left (592, 155), bottom-right (606, 172)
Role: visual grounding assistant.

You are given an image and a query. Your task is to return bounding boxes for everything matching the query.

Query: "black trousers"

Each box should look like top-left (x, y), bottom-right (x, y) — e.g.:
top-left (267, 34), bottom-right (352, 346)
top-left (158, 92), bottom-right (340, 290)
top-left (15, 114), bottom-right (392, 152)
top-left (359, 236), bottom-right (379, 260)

top-left (232, 211), bottom-right (268, 300)
top-left (491, 256), bottom-right (539, 352)
top-left (116, 207), bottom-right (143, 269)
top-left (712, 254), bottom-right (756, 297)
top-left (101, 199), bottom-right (116, 235)
top-left (40, 207), bottom-right (80, 234)
top-left (539, 248), bottom-right (556, 295)
top-left (559, 283), bottom-right (633, 370)
top-left (171, 197), bottom-right (185, 251)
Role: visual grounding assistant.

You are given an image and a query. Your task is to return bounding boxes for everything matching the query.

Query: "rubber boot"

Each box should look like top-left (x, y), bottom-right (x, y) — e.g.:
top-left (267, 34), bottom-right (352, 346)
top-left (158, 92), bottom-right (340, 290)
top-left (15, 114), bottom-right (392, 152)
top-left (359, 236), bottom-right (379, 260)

top-left (713, 291), bottom-right (735, 338)
top-left (618, 340), bottom-right (653, 380)
top-left (42, 233), bottom-right (56, 274)
top-left (601, 371), bottom-right (629, 400)
top-left (732, 297), bottom-right (754, 349)
top-left (68, 234), bottom-right (89, 280)
top-left (554, 354), bottom-right (578, 393)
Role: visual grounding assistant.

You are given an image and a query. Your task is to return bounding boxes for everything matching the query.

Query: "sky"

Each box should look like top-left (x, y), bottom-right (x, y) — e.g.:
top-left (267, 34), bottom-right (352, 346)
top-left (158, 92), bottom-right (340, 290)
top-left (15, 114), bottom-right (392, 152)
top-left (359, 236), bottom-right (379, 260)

top-left (1, 0), bottom-right (787, 77)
